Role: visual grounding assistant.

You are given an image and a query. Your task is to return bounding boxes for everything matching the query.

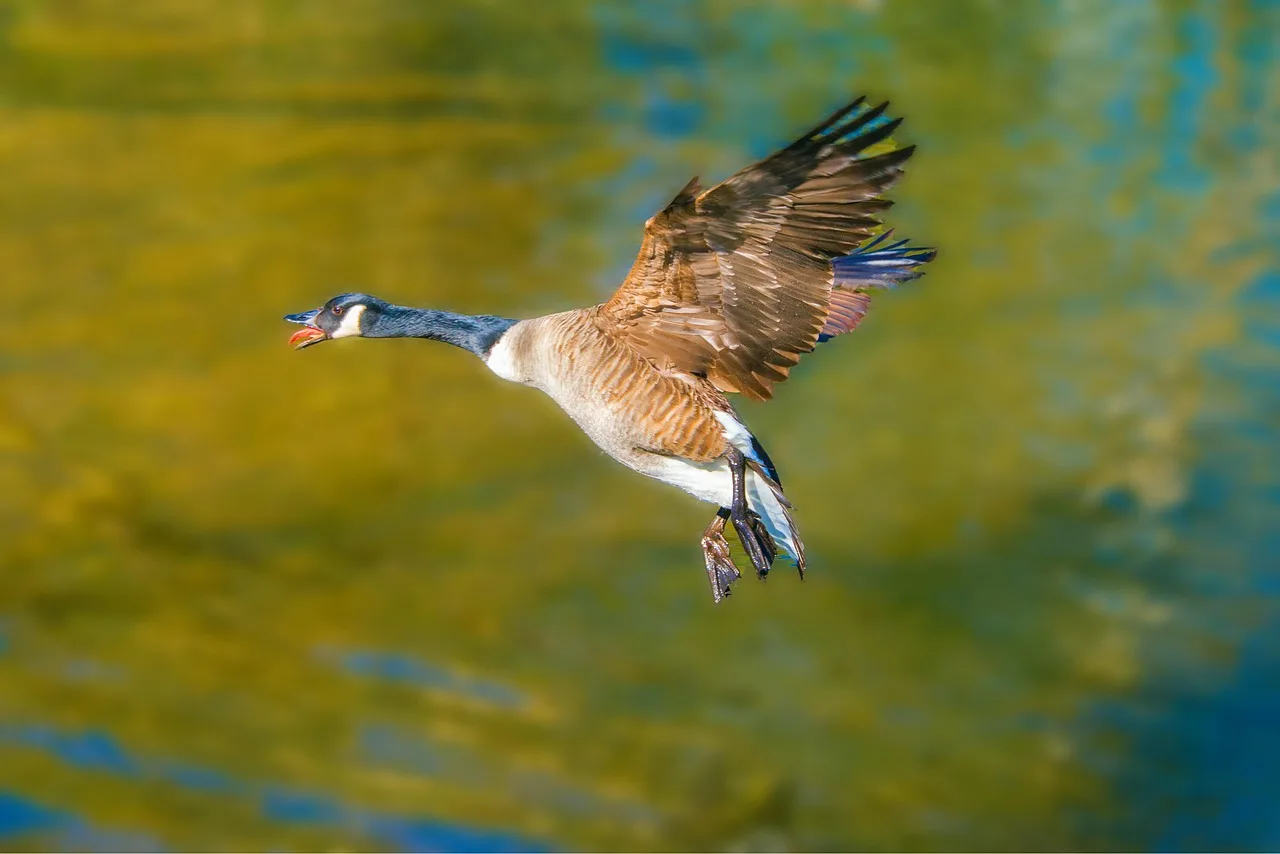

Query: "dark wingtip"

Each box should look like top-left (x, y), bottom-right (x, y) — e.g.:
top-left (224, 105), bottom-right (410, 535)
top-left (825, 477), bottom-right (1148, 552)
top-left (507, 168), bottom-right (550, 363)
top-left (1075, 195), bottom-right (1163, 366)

top-left (790, 95), bottom-right (869, 151)
top-left (847, 115), bottom-right (903, 153)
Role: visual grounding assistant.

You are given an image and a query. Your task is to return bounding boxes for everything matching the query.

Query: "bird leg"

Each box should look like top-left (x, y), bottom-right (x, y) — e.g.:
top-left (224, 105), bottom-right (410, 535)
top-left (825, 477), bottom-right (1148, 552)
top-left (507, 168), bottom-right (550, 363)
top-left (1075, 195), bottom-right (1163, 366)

top-left (725, 447), bottom-right (777, 580)
top-left (701, 508), bottom-right (739, 603)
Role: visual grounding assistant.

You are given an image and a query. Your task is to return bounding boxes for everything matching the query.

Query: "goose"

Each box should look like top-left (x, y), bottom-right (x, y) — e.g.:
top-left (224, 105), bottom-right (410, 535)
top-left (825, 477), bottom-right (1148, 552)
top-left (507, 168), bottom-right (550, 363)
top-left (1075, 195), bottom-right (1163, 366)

top-left (285, 94), bottom-right (935, 602)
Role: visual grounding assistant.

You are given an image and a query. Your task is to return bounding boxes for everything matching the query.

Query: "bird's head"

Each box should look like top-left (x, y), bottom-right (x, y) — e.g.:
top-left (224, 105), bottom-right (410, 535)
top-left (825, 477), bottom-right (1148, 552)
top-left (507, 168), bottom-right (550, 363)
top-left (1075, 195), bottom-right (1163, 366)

top-left (284, 293), bottom-right (388, 349)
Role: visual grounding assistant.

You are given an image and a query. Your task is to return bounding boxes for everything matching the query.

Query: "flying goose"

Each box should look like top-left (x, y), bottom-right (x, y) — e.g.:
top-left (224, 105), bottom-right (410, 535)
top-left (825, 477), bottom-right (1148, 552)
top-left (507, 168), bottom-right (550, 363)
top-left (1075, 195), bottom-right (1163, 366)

top-left (285, 94), bottom-right (935, 602)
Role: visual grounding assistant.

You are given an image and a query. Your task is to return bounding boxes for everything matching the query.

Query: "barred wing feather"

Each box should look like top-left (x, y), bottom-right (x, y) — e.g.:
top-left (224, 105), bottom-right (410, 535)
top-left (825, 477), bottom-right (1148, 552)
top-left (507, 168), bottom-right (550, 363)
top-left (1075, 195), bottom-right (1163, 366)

top-left (599, 95), bottom-right (934, 401)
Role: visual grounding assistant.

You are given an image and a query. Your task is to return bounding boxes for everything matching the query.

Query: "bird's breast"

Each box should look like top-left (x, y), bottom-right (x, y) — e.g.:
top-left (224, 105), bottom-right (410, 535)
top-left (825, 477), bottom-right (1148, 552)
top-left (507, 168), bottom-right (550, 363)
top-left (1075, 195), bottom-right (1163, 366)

top-left (498, 312), bottom-right (731, 467)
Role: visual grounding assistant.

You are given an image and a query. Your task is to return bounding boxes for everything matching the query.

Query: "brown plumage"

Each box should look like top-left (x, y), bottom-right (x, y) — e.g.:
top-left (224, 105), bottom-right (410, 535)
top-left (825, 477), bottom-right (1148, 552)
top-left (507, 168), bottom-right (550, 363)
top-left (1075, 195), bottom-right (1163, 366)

top-left (285, 93), bottom-right (936, 603)
top-left (495, 309), bottom-right (732, 463)
top-left (601, 96), bottom-right (916, 401)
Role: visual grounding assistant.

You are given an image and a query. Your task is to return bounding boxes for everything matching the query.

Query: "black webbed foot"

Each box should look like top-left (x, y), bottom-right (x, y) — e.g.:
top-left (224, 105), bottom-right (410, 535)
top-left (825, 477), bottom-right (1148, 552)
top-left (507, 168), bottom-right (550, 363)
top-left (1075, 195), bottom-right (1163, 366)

top-left (745, 510), bottom-right (776, 578)
top-left (725, 447), bottom-right (777, 580)
top-left (729, 506), bottom-right (776, 580)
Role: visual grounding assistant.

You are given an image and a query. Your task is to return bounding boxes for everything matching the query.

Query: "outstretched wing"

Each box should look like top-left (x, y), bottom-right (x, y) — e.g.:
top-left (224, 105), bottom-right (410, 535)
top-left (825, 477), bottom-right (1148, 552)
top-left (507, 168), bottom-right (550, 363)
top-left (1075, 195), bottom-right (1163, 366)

top-left (598, 96), bottom-right (928, 400)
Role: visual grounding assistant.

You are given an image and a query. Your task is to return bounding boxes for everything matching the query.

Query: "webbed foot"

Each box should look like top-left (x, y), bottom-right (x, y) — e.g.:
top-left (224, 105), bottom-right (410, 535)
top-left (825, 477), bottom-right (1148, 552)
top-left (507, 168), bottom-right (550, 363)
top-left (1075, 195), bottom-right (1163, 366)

top-left (725, 447), bottom-right (777, 580)
top-left (702, 508), bottom-right (740, 603)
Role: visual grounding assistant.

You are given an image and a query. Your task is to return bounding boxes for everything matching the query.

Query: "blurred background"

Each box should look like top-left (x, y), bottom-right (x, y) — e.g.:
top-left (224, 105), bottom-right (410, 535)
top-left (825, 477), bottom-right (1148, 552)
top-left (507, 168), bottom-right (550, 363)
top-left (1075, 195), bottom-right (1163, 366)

top-left (0, 0), bottom-right (1277, 850)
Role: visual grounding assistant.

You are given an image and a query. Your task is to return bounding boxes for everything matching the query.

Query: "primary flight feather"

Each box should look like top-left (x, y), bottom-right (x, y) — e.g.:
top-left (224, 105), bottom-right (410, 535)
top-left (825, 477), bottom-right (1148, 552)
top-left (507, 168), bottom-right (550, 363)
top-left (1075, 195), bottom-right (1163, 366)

top-left (285, 93), bottom-right (935, 602)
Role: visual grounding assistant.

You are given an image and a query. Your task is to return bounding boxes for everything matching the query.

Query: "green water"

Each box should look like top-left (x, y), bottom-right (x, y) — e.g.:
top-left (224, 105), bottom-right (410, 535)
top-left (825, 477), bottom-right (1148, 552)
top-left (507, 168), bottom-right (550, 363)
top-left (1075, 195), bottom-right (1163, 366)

top-left (0, 0), bottom-right (1278, 850)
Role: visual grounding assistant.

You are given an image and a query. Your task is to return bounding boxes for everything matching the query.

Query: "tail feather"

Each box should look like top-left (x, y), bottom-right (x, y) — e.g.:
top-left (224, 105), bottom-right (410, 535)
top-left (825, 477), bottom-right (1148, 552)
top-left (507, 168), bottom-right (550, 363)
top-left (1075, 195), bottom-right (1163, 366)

top-left (832, 229), bottom-right (937, 289)
top-left (822, 230), bottom-right (936, 342)
top-left (745, 461), bottom-right (806, 577)
top-left (715, 409), bottom-right (805, 574)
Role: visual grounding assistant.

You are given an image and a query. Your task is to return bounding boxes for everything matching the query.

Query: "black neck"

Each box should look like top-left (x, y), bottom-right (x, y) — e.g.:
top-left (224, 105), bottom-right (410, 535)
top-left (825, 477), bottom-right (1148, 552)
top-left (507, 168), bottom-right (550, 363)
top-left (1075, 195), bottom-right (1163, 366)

top-left (368, 305), bottom-right (518, 356)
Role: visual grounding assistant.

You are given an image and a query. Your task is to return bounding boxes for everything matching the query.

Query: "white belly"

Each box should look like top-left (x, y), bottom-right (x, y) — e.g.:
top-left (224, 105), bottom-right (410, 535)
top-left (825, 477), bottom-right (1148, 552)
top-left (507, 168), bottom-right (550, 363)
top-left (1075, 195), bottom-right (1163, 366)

top-left (633, 449), bottom-right (801, 563)
top-left (628, 454), bottom-right (733, 506)
top-left (484, 323), bottom-right (800, 561)
top-left (545, 386), bottom-right (735, 506)
top-left (488, 326), bottom-right (732, 501)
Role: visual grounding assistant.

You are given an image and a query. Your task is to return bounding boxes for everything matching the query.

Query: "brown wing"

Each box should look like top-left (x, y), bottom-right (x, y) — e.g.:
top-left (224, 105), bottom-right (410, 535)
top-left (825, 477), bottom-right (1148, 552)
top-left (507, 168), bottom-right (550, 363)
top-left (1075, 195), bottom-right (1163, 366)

top-left (599, 96), bottom-right (918, 400)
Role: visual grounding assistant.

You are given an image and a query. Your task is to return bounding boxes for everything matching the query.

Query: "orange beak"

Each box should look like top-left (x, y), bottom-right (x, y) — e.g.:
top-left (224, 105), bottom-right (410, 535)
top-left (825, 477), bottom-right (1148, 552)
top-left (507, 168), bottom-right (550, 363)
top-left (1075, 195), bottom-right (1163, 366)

top-left (284, 309), bottom-right (327, 349)
top-left (288, 326), bottom-right (326, 349)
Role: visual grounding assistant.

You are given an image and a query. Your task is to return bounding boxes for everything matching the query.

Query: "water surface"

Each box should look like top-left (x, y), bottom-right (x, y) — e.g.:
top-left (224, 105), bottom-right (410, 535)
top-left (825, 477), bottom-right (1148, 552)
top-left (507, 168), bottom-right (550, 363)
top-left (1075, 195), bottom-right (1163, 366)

top-left (0, 0), bottom-right (1277, 849)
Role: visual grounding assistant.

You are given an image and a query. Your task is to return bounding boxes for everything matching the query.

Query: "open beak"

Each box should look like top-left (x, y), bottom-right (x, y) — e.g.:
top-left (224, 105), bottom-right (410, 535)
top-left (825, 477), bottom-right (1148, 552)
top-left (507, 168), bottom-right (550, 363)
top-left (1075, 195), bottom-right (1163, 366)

top-left (284, 309), bottom-right (327, 350)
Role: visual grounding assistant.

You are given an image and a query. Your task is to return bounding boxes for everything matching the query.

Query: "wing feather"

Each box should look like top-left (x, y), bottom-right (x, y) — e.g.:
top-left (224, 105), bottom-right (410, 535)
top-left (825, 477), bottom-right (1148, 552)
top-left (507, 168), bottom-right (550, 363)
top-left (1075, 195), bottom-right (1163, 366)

top-left (600, 95), bottom-right (932, 400)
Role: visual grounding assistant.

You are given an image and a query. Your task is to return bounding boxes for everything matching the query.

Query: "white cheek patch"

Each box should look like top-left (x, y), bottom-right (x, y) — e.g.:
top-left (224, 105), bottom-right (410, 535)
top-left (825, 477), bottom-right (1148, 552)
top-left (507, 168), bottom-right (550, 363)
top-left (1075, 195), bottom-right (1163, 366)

top-left (330, 304), bottom-right (366, 339)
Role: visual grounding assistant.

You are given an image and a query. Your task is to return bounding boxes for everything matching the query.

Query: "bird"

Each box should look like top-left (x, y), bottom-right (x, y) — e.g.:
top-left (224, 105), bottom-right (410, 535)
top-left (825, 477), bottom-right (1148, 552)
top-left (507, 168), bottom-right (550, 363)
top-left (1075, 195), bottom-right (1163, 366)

top-left (285, 94), bottom-right (935, 603)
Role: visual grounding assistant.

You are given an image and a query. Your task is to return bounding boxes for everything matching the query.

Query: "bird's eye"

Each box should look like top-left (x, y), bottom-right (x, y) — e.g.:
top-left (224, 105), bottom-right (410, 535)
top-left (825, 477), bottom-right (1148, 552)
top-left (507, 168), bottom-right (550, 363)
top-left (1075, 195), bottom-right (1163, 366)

top-left (332, 305), bottom-right (344, 316)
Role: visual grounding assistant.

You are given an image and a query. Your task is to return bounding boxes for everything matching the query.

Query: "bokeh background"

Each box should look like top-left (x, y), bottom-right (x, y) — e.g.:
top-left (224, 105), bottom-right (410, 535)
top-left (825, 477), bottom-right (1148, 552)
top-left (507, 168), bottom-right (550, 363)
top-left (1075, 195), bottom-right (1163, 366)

top-left (0, 0), bottom-right (1277, 850)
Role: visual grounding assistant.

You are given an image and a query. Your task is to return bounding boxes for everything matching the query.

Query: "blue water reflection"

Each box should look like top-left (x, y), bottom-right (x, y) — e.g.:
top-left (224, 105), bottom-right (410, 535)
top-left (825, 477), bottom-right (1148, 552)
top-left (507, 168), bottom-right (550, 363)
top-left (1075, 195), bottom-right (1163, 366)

top-left (321, 647), bottom-right (528, 709)
top-left (0, 725), bottom-right (547, 852)
top-left (0, 793), bottom-right (163, 853)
